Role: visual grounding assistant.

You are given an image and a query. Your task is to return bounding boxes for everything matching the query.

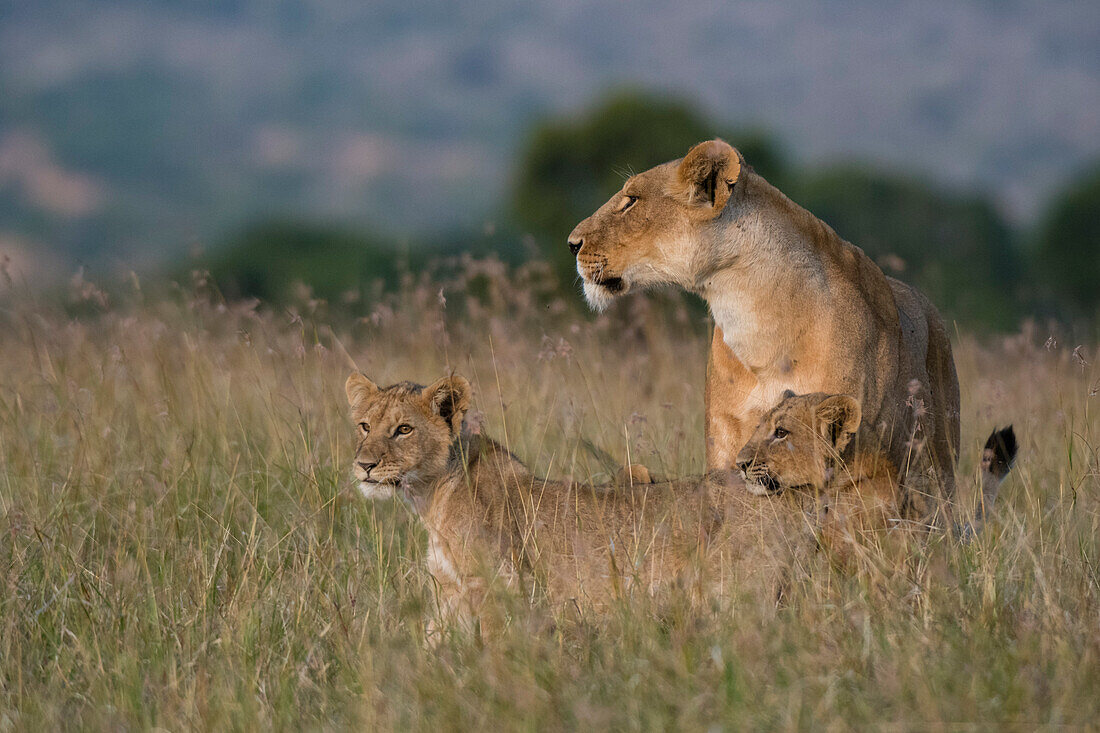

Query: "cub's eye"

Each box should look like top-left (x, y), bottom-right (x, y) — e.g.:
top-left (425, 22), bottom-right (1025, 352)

top-left (773, 427), bottom-right (789, 440)
top-left (619, 195), bottom-right (638, 212)
top-left (358, 422), bottom-right (370, 434)
top-left (395, 424), bottom-right (413, 436)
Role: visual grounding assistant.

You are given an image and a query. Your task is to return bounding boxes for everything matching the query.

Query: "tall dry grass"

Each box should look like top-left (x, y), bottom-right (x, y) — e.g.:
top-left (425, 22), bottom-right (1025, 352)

top-left (1, 261), bottom-right (1098, 729)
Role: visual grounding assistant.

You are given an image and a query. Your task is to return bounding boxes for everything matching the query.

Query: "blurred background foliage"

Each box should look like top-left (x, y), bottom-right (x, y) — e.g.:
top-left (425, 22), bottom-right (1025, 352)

top-left (204, 221), bottom-right (416, 303)
top-left (1034, 168), bottom-right (1100, 321)
top-left (198, 90), bottom-right (1099, 332)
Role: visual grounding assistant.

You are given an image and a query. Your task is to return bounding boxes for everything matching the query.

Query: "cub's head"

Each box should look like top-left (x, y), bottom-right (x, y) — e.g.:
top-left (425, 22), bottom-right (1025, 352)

top-left (567, 139), bottom-right (747, 311)
top-left (735, 392), bottom-right (861, 496)
top-left (345, 373), bottom-right (471, 499)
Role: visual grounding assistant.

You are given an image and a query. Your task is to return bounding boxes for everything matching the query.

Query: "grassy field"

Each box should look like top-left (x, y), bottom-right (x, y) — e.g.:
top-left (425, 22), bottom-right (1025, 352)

top-left (1, 262), bottom-right (1099, 730)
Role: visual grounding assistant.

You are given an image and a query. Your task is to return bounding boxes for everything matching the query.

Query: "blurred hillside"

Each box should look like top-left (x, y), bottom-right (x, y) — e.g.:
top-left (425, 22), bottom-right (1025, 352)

top-left (1, 0), bottom-right (1098, 267)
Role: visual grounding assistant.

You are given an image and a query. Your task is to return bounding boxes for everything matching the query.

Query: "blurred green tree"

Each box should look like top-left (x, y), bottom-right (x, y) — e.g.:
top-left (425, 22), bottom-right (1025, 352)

top-left (204, 220), bottom-right (413, 303)
top-left (1034, 164), bottom-right (1100, 319)
top-left (511, 90), bottom-right (786, 278)
top-left (789, 167), bottom-right (1021, 330)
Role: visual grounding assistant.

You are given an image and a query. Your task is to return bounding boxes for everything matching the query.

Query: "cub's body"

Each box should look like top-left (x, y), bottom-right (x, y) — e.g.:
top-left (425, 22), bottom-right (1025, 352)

top-left (345, 373), bottom-right (813, 632)
top-left (736, 391), bottom-right (1017, 566)
top-left (422, 433), bottom-right (813, 621)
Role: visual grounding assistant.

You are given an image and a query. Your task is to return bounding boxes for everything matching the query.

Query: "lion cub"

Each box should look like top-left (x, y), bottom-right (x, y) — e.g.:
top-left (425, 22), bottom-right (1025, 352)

top-left (346, 372), bottom-right (814, 633)
top-left (736, 391), bottom-right (1017, 565)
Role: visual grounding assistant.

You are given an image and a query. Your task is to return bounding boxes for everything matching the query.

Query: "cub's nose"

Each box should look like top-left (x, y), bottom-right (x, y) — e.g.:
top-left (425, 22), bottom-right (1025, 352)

top-left (568, 238), bottom-right (583, 256)
top-left (735, 459), bottom-right (753, 475)
top-left (358, 460), bottom-right (378, 476)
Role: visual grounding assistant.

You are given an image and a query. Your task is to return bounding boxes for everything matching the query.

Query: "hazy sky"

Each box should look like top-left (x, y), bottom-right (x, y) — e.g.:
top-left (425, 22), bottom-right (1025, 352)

top-left (1, 0), bottom-right (1098, 266)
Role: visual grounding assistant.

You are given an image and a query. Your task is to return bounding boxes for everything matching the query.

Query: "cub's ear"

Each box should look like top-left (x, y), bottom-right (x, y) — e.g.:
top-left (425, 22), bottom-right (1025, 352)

top-left (814, 394), bottom-right (861, 455)
top-left (676, 139), bottom-right (742, 213)
top-left (345, 372), bottom-right (379, 406)
top-left (780, 388), bottom-right (798, 401)
top-left (424, 375), bottom-right (472, 436)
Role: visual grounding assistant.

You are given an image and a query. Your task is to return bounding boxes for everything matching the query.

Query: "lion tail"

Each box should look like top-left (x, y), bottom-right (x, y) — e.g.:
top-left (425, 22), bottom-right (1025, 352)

top-left (960, 425), bottom-right (1018, 539)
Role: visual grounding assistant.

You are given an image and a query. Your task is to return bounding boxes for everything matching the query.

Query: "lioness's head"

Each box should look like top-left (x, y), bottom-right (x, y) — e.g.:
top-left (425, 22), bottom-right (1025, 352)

top-left (735, 392), bottom-right (861, 496)
top-left (345, 373), bottom-right (471, 499)
top-left (567, 139), bottom-right (748, 310)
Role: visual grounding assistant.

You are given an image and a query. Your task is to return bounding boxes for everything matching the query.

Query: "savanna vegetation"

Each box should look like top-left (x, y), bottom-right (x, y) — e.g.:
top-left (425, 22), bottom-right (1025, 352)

top-left (202, 91), bottom-right (1100, 333)
top-left (1, 259), bottom-right (1098, 729)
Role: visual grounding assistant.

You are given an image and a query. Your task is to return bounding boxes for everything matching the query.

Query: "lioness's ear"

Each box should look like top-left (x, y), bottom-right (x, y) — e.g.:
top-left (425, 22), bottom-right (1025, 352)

top-left (346, 372), bottom-right (379, 406)
top-left (676, 139), bottom-right (742, 213)
top-left (424, 376), bottom-right (471, 436)
top-left (814, 394), bottom-right (861, 455)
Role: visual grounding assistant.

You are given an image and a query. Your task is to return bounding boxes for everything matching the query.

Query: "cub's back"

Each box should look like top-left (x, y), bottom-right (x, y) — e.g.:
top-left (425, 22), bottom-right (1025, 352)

top-left (428, 452), bottom-right (816, 611)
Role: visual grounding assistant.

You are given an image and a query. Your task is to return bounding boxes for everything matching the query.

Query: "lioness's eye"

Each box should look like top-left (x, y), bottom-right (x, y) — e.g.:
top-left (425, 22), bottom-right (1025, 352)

top-left (773, 427), bottom-right (789, 440)
top-left (359, 422), bottom-right (370, 434)
top-left (619, 195), bottom-right (638, 212)
top-left (395, 424), bottom-right (413, 436)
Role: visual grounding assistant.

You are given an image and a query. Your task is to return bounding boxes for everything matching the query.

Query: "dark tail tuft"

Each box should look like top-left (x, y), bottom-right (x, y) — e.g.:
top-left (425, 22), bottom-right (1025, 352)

top-left (983, 426), bottom-right (1018, 480)
top-left (960, 425), bottom-right (1020, 540)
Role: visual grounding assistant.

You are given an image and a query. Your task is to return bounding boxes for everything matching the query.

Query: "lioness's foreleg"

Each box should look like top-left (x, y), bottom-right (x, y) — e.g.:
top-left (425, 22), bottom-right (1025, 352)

top-left (705, 327), bottom-right (759, 475)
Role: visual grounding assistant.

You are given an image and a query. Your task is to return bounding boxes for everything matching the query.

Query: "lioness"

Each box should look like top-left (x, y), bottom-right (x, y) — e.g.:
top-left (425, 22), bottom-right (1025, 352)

top-left (345, 372), bottom-right (815, 633)
top-left (734, 391), bottom-right (1017, 564)
top-left (567, 140), bottom-right (961, 522)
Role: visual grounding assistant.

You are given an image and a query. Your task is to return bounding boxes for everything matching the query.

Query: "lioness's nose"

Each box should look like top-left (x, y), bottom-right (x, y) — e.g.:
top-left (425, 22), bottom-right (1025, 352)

top-left (568, 237), bottom-right (583, 256)
top-left (735, 458), bottom-right (753, 475)
top-left (358, 460), bottom-right (378, 475)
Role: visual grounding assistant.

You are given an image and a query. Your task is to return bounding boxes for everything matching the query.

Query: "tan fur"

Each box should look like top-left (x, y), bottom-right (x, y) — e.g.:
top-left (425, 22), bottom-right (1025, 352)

top-left (346, 372), bottom-right (816, 635)
top-left (734, 392), bottom-right (906, 566)
top-left (615, 463), bottom-right (654, 485)
top-left (567, 139), bottom-right (961, 522)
